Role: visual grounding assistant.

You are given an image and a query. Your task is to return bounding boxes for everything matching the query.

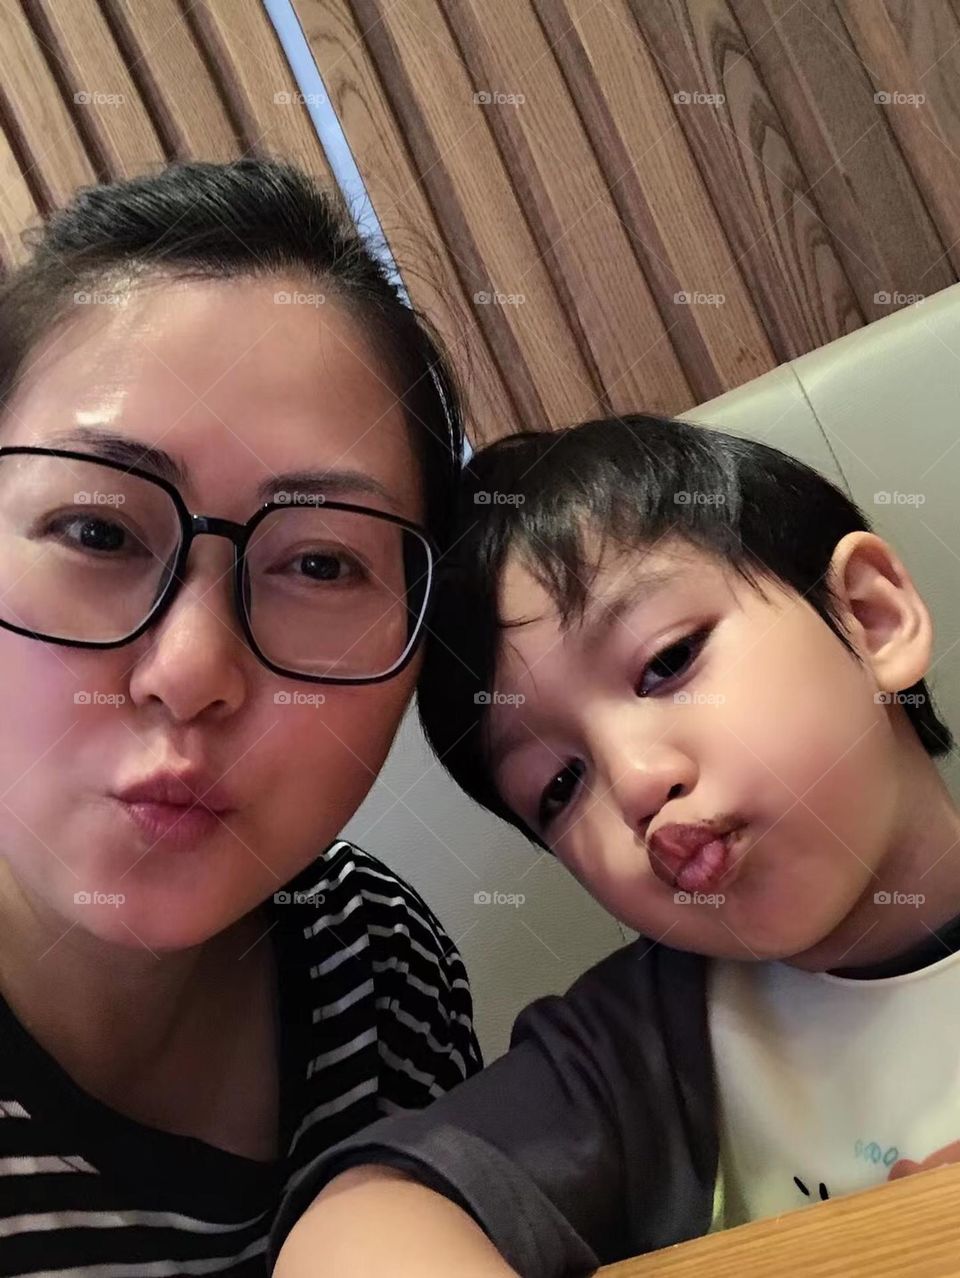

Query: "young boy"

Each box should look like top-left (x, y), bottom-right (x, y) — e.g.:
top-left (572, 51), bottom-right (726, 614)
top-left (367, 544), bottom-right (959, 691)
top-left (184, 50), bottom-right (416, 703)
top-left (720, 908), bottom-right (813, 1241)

top-left (271, 415), bottom-right (960, 1277)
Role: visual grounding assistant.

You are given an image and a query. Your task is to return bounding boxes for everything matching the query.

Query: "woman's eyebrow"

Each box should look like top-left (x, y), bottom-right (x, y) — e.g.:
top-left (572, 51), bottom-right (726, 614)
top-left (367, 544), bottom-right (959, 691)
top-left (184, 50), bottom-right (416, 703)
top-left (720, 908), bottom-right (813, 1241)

top-left (46, 428), bottom-right (396, 508)
top-left (48, 427), bottom-right (185, 485)
top-left (255, 470), bottom-right (395, 507)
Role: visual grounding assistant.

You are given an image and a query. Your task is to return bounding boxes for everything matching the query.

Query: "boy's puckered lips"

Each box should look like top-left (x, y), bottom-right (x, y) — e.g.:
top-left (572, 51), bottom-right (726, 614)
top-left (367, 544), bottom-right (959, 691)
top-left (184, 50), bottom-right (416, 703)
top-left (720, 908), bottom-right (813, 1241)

top-left (647, 821), bottom-right (745, 893)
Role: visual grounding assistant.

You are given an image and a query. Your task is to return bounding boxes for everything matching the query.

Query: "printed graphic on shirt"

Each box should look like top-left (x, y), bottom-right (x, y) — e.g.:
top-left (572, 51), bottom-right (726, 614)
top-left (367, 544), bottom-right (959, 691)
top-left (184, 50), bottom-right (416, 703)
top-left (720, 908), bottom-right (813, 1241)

top-left (708, 951), bottom-right (960, 1229)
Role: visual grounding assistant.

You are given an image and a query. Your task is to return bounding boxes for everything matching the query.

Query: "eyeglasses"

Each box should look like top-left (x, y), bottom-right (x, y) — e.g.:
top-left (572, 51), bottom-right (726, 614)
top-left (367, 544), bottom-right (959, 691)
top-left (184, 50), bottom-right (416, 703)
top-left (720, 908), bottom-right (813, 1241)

top-left (0, 447), bottom-right (435, 685)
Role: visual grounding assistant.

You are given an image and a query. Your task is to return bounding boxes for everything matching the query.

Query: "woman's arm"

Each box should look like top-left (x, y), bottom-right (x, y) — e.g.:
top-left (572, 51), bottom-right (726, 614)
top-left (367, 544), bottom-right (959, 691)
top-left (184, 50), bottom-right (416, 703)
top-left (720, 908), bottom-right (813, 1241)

top-left (274, 1166), bottom-right (519, 1276)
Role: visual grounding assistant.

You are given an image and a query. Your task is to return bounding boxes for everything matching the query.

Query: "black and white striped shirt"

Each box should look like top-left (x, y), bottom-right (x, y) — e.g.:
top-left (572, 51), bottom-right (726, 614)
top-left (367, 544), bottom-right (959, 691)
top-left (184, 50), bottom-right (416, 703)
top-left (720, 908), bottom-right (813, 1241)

top-left (0, 840), bottom-right (482, 1276)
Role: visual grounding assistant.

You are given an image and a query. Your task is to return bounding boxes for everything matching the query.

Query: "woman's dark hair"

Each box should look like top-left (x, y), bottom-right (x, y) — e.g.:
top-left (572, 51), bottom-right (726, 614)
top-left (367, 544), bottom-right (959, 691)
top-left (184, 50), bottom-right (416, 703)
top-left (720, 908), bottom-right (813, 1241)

top-left (418, 413), bottom-right (954, 844)
top-left (0, 157), bottom-right (463, 545)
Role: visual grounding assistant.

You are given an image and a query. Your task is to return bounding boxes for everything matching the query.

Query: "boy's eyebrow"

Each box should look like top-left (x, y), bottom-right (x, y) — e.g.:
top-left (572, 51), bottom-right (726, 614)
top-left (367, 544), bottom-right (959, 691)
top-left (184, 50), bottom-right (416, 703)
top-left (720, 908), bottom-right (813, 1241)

top-left (46, 427), bottom-right (396, 508)
top-left (578, 566), bottom-right (682, 646)
top-left (487, 567), bottom-right (683, 767)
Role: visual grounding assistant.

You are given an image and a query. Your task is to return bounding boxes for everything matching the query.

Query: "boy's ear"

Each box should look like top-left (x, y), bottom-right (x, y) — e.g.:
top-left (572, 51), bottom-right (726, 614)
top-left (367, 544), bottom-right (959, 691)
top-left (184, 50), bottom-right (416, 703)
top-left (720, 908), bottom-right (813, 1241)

top-left (827, 531), bottom-right (933, 693)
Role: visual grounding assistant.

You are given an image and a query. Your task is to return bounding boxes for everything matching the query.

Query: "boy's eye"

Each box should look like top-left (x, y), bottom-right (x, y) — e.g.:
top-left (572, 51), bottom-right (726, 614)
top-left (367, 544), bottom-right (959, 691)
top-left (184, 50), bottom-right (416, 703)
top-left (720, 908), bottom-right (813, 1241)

top-left (538, 759), bottom-right (585, 830)
top-left (636, 628), bottom-right (710, 697)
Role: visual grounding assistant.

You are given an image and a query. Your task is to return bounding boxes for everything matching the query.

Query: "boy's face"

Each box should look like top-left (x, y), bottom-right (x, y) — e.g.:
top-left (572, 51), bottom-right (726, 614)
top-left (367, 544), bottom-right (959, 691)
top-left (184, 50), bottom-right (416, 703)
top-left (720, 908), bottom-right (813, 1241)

top-left (486, 537), bottom-right (914, 962)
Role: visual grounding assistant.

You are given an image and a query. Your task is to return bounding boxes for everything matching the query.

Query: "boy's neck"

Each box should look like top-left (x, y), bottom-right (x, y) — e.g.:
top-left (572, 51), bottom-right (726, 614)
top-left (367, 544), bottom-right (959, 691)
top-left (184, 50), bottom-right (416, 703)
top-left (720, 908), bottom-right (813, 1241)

top-left (787, 751), bottom-right (960, 974)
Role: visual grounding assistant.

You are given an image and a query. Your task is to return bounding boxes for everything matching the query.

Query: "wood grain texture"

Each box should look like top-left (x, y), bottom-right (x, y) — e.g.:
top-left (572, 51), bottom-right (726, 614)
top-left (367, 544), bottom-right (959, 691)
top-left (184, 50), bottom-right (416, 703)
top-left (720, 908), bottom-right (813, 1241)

top-left (101, 0), bottom-right (240, 162)
top-left (23, 0), bottom-right (166, 178)
top-left (534, 0), bottom-right (776, 401)
top-left (732, 0), bottom-right (955, 317)
top-left (293, 0), bottom-right (960, 439)
top-left (185, 0), bottom-right (333, 179)
top-left (348, 0), bottom-right (605, 428)
top-left (598, 1162), bottom-right (960, 1276)
top-left (440, 0), bottom-right (692, 416)
top-left (292, 0), bottom-right (521, 443)
top-left (0, 1), bottom-right (96, 210)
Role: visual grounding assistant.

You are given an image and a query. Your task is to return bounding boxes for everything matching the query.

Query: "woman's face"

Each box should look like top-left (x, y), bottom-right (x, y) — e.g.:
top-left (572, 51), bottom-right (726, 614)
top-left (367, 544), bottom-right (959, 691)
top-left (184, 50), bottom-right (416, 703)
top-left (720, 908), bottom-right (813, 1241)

top-left (0, 276), bottom-right (423, 949)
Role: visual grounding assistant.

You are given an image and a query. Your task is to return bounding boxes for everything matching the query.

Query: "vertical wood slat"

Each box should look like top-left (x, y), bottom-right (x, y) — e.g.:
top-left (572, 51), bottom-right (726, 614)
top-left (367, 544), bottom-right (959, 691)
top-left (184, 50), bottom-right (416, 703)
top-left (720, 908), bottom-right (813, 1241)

top-left (349, 0), bottom-right (606, 429)
top-left (291, 0), bottom-right (521, 444)
top-left (101, 0), bottom-right (240, 163)
top-left (185, 0), bottom-right (334, 182)
top-left (22, 0), bottom-right (166, 179)
top-left (730, 0), bottom-right (955, 319)
top-left (0, 1), bottom-right (96, 211)
top-left (633, 0), bottom-right (864, 358)
top-left (534, 0), bottom-right (776, 403)
top-left (840, 0), bottom-right (960, 278)
top-left (438, 0), bottom-right (692, 417)
top-left (0, 126), bottom-right (39, 268)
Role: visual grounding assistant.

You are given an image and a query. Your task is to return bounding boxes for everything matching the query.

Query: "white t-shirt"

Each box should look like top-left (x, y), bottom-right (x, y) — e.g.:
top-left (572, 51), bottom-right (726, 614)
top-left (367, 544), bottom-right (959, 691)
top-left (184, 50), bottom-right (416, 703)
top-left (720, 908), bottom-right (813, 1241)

top-left (707, 946), bottom-right (960, 1229)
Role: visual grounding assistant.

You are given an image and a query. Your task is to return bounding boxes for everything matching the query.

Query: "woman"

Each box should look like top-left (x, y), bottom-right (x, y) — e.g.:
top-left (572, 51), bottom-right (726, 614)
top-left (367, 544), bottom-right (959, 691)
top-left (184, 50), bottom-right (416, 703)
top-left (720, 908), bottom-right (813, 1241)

top-left (0, 158), bottom-right (480, 1274)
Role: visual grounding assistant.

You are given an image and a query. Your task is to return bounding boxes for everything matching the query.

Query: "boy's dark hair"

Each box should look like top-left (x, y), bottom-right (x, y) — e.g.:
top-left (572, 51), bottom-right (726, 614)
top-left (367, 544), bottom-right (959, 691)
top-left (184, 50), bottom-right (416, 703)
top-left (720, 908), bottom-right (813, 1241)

top-left (418, 414), bottom-right (954, 843)
top-left (0, 158), bottom-right (462, 546)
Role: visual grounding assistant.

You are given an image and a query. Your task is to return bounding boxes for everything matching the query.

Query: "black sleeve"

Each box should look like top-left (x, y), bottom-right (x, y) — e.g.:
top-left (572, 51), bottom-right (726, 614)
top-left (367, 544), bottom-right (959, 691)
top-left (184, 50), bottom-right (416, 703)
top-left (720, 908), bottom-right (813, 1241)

top-left (268, 940), bottom-right (717, 1277)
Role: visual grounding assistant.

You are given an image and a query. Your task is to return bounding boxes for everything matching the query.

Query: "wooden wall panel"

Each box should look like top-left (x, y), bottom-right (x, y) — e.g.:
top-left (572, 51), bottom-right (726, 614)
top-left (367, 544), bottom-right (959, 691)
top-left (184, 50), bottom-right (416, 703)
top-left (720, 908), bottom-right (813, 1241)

top-left (24, 0), bottom-right (166, 177)
top-left (348, 0), bottom-right (606, 428)
top-left (291, 0), bottom-right (521, 442)
top-left (439, 0), bottom-right (692, 416)
top-left (0, 0), bottom-right (331, 271)
top-left (1, 0), bottom-right (959, 442)
top-left (730, 0), bottom-right (955, 318)
top-left (294, 0), bottom-right (960, 440)
top-left (102, 0), bottom-right (239, 162)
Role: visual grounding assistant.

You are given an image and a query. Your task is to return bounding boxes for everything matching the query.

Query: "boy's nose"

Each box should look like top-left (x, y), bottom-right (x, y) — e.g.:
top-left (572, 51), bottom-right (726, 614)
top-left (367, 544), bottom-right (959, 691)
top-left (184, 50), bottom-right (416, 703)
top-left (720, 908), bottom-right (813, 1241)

top-left (604, 745), bottom-right (696, 840)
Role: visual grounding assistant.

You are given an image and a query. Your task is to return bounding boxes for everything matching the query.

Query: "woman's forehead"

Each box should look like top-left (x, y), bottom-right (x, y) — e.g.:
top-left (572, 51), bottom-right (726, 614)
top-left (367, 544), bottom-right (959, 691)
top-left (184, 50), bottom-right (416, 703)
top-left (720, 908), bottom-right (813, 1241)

top-left (3, 277), bottom-right (424, 522)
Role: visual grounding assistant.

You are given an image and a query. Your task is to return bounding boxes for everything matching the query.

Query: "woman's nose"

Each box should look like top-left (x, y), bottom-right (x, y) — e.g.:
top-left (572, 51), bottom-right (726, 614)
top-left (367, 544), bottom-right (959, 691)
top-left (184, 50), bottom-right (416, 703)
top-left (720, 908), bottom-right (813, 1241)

top-left (126, 543), bottom-right (249, 723)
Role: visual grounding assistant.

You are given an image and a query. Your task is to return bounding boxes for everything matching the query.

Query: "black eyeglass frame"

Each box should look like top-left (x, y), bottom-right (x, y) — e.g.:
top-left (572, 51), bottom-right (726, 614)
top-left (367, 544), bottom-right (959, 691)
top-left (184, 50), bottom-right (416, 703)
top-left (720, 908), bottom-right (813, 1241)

top-left (0, 445), bottom-right (437, 686)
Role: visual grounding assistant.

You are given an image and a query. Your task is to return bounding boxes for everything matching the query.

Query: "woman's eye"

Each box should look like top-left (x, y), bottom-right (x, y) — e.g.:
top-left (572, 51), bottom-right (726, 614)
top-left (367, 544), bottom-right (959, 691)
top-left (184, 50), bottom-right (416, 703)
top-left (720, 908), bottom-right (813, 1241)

top-left (279, 549), bottom-right (364, 584)
top-left (42, 514), bottom-right (144, 557)
top-left (538, 759), bottom-right (585, 830)
top-left (636, 628), bottom-right (710, 697)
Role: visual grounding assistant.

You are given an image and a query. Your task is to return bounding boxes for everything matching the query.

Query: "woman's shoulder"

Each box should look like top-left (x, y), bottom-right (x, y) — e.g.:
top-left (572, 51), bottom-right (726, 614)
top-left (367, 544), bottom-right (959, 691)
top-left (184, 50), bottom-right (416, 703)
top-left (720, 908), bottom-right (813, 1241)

top-left (277, 841), bottom-right (470, 998)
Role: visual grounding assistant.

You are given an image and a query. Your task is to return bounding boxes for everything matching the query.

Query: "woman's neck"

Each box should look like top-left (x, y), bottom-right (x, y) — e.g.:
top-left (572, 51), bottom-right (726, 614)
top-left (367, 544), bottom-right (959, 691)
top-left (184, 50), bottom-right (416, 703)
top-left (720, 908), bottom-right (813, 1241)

top-left (0, 858), bottom-right (259, 1100)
